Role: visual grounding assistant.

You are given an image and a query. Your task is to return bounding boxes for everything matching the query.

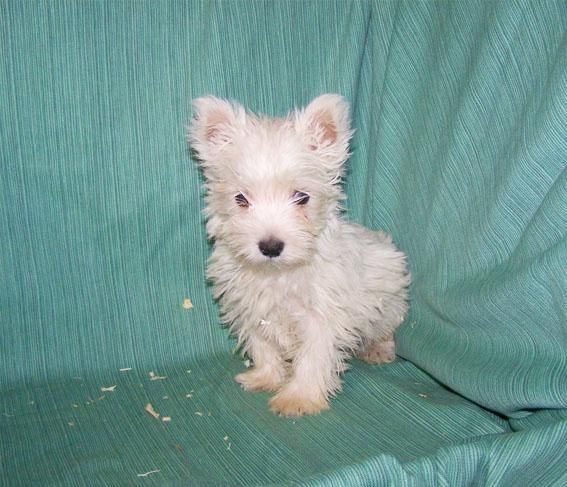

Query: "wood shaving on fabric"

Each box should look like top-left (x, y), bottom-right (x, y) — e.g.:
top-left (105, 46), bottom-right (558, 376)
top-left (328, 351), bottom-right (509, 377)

top-left (137, 470), bottom-right (160, 477)
top-left (145, 403), bottom-right (160, 419)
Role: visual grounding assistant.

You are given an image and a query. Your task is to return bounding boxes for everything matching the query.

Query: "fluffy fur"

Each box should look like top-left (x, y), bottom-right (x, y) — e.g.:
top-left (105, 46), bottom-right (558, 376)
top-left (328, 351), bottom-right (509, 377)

top-left (189, 94), bottom-right (410, 416)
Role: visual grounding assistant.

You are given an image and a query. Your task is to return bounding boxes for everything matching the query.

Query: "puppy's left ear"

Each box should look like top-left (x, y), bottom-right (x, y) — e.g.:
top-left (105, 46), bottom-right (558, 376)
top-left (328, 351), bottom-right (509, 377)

top-left (295, 94), bottom-right (353, 171)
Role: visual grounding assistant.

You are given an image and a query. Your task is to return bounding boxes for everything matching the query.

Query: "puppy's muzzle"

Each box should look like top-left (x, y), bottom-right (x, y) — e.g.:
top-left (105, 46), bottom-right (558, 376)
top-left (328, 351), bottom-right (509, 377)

top-left (258, 238), bottom-right (285, 258)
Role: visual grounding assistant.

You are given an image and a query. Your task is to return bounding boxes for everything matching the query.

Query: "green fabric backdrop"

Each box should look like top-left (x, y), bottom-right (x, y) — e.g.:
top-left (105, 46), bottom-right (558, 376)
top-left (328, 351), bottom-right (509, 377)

top-left (1, 0), bottom-right (566, 485)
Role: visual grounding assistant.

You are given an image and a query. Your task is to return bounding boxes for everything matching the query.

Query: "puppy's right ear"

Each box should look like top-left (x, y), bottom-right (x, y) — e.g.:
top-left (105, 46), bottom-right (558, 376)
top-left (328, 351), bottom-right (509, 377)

top-left (188, 96), bottom-right (246, 165)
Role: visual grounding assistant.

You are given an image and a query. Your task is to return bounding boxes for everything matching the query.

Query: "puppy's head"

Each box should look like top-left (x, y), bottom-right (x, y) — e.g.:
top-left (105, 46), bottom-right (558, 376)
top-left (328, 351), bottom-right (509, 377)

top-left (189, 94), bottom-right (352, 267)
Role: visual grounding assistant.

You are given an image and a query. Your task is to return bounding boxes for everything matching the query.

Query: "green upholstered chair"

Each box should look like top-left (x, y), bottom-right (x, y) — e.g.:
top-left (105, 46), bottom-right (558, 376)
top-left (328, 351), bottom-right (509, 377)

top-left (2, 1), bottom-right (565, 484)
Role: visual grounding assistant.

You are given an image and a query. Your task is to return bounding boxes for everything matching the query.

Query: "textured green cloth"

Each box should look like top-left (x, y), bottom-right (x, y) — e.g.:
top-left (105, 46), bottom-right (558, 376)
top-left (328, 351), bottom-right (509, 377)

top-left (1, 0), bottom-right (566, 485)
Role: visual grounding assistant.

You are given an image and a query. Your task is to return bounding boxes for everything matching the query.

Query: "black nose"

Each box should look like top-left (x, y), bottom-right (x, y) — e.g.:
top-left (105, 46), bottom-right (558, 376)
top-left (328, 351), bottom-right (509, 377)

top-left (258, 238), bottom-right (285, 258)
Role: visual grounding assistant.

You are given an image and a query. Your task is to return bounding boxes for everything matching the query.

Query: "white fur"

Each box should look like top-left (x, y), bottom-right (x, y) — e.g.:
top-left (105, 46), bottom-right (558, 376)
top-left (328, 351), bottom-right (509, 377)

top-left (189, 94), bottom-right (410, 416)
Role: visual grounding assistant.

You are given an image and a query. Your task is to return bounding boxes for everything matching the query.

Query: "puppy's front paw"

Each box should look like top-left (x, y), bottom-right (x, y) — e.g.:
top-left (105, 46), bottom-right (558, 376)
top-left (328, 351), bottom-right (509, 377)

top-left (269, 388), bottom-right (329, 417)
top-left (235, 368), bottom-right (282, 392)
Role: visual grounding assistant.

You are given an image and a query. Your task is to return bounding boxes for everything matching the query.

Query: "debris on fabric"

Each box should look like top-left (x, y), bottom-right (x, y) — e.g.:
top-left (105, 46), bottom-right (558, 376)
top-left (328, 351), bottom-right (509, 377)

top-left (145, 403), bottom-right (160, 419)
top-left (137, 469), bottom-right (160, 477)
top-left (223, 435), bottom-right (232, 450)
top-left (100, 385), bottom-right (117, 392)
top-left (182, 298), bottom-right (193, 310)
top-left (149, 371), bottom-right (167, 381)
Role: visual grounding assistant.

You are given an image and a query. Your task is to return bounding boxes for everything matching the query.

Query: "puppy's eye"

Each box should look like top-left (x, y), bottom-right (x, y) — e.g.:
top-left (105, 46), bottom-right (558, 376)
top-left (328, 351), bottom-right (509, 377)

top-left (234, 192), bottom-right (250, 208)
top-left (292, 191), bottom-right (310, 205)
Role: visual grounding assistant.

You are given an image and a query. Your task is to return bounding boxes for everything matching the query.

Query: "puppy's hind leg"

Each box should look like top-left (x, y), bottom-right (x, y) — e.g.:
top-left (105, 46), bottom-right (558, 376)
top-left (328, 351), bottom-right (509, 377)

top-left (357, 333), bottom-right (396, 364)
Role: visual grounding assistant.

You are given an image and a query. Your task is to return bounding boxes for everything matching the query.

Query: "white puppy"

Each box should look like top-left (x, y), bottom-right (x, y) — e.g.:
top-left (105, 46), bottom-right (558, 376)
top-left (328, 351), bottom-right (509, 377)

top-left (189, 94), bottom-right (410, 416)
